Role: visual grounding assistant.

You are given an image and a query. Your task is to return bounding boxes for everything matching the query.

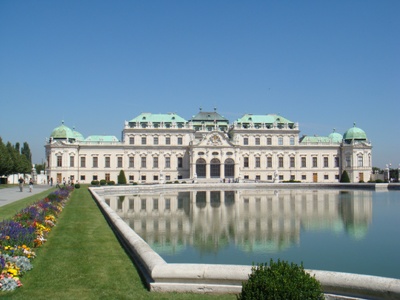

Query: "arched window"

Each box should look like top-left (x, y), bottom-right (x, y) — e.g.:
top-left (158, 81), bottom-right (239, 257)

top-left (210, 158), bottom-right (221, 178)
top-left (196, 158), bottom-right (206, 178)
top-left (225, 158), bottom-right (235, 178)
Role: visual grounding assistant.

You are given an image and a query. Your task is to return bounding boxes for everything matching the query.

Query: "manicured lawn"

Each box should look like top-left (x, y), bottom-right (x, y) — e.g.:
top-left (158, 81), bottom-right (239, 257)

top-left (0, 187), bottom-right (236, 300)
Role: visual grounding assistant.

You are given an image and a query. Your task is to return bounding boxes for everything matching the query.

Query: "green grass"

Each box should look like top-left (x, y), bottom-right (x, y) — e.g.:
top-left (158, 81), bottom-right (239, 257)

top-left (0, 187), bottom-right (236, 300)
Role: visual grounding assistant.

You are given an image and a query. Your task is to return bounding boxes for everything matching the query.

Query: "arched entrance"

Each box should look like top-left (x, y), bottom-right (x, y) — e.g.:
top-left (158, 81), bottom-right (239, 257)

top-left (224, 158), bottom-right (235, 178)
top-left (210, 158), bottom-right (221, 178)
top-left (196, 158), bottom-right (206, 178)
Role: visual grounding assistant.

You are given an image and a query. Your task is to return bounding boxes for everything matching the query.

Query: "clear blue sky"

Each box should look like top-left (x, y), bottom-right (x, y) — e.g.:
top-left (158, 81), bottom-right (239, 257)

top-left (1, 1), bottom-right (399, 169)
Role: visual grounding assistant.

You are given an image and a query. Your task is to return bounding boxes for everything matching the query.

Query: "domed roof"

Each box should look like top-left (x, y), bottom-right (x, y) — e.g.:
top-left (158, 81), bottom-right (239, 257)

top-left (50, 121), bottom-right (75, 140)
top-left (72, 127), bottom-right (84, 141)
top-left (343, 123), bottom-right (367, 141)
top-left (328, 129), bottom-right (343, 143)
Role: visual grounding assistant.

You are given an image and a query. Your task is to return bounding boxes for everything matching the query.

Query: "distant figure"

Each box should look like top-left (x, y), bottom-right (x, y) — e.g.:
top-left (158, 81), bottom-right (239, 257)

top-left (63, 177), bottom-right (66, 186)
top-left (50, 177), bottom-right (53, 186)
top-left (29, 178), bottom-right (34, 192)
top-left (56, 179), bottom-right (61, 189)
top-left (18, 177), bottom-right (24, 192)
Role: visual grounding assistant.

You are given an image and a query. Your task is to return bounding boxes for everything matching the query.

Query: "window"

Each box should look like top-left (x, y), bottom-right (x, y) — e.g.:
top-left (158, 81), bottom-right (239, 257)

top-left (141, 137), bottom-right (147, 145)
top-left (290, 157), bottom-right (295, 168)
top-left (129, 175), bottom-right (134, 181)
top-left (267, 157), bottom-right (272, 168)
top-left (256, 175), bottom-right (261, 180)
top-left (255, 157), bottom-right (260, 168)
top-left (165, 137), bottom-right (171, 145)
top-left (267, 175), bottom-right (272, 180)
top-left (129, 137), bottom-right (134, 144)
top-left (93, 175), bottom-right (98, 181)
top-left (346, 156), bottom-right (351, 167)
top-left (80, 175), bottom-right (85, 181)
top-left (324, 157), bottom-right (329, 168)
top-left (153, 175), bottom-right (159, 181)
top-left (93, 157), bottom-right (98, 168)
top-left (153, 137), bottom-right (159, 145)
top-left (357, 156), bottom-right (363, 167)
top-left (243, 137), bottom-right (248, 145)
top-left (70, 156), bottom-right (74, 167)
top-left (244, 157), bottom-right (249, 168)
top-left (267, 137), bottom-right (272, 145)
top-left (129, 157), bottom-right (134, 168)
top-left (290, 175), bottom-right (295, 181)
top-left (105, 157), bottom-right (110, 168)
top-left (117, 157), bottom-right (123, 168)
top-left (278, 137), bottom-right (283, 145)
top-left (80, 157), bottom-right (86, 168)
top-left (278, 157), bottom-right (283, 168)
top-left (301, 157), bottom-right (306, 168)
top-left (255, 137), bottom-right (260, 145)
top-left (178, 137), bottom-right (183, 145)
top-left (165, 157), bottom-right (171, 168)
top-left (166, 175), bottom-right (170, 181)
top-left (105, 173), bottom-right (110, 181)
top-left (302, 175), bottom-right (306, 180)
top-left (178, 157), bottom-right (183, 168)
top-left (334, 157), bottom-right (339, 168)
top-left (141, 157), bottom-right (146, 168)
top-left (324, 175), bottom-right (329, 180)
top-left (57, 156), bottom-right (62, 167)
top-left (153, 157), bottom-right (158, 168)
top-left (312, 157), bottom-right (318, 168)
top-left (290, 137), bottom-right (295, 145)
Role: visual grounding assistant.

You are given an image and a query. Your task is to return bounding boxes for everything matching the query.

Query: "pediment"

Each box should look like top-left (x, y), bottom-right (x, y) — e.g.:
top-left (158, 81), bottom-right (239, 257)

top-left (195, 132), bottom-right (233, 147)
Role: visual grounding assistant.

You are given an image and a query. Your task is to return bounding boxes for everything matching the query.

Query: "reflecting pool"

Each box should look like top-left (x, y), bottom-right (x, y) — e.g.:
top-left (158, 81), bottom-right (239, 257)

top-left (104, 189), bottom-right (400, 279)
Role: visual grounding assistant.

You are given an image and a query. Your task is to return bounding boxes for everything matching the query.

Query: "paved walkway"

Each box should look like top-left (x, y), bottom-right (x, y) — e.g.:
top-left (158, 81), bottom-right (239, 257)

top-left (0, 184), bottom-right (53, 207)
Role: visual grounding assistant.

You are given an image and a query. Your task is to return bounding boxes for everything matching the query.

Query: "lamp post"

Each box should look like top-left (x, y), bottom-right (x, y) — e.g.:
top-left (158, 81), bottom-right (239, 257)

top-left (386, 163), bottom-right (391, 183)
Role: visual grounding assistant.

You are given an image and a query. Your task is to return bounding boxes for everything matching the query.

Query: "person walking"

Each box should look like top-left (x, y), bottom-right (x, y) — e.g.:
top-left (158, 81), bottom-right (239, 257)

top-left (18, 177), bottom-right (24, 192)
top-left (29, 178), bottom-right (34, 192)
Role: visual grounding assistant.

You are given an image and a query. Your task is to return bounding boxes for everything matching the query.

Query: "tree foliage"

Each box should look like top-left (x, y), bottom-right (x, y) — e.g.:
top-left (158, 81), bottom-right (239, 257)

top-left (340, 170), bottom-right (350, 183)
top-left (0, 137), bottom-right (32, 177)
top-left (117, 170), bottom-right (127, 184)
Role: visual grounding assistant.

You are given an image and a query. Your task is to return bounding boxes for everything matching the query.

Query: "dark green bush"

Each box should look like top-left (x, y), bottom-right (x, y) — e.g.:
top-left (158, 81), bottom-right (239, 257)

top-left (132, 182), bottom-right (138, 185)
top-left (107, 181), bottom-right (115, 185)
top-left (99, 179), bottom-right (107, 186)
top-left (117, 170), bottom-right (127, 184)
top-left (238, 259), bottom-right (324, 300)
top-left (340, 170), bottom-right (350, 183)
top-left (91, 180), bottom-right (99, 186)
top-left (174, 180), bottom-right (179, 184)
top-left (74, 183), bottom-right (81, 189)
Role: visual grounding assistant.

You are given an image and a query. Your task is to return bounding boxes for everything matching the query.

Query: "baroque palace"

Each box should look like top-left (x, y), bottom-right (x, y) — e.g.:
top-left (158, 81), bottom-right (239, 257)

top-left (45, 108), bottom-right (372, 184)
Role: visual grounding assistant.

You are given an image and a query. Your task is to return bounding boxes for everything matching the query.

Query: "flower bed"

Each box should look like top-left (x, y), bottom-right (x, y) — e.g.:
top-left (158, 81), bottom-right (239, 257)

top-left (0, 187), bottom-right (73, 291)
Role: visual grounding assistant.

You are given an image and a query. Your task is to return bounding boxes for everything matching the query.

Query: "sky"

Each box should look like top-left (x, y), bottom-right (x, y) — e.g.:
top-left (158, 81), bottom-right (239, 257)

top-left (0, 1), bottom-right (399, 169)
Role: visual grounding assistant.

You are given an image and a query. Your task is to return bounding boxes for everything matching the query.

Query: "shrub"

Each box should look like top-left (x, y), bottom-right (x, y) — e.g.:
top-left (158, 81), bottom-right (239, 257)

top-left (340, 170), bottom-right (350, 183)
top-left (132, 182), bottom-right (138, 185)
top-left (91, 180), bottom-right (99, 186)
top-left (99, 179), bottom-right (107, 186)
top-left (74, 183), bottom-right (81, 189)
top-left (117, 170), bottom-right (127, 184)
top-left (174, 180), bottom-right (179, 184)
top-left (238, 259), bottom-right (324, 300)
top-left (107, 181), bottom-right (115, 185)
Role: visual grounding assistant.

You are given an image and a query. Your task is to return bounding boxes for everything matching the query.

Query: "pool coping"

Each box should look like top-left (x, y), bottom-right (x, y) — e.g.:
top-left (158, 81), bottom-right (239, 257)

top-left (89, 183), bottom-right (400, 299)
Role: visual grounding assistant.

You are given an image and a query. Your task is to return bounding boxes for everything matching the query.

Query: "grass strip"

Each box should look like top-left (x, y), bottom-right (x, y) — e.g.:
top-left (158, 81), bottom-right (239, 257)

top-left (1, 187), bottom-right (235, 300)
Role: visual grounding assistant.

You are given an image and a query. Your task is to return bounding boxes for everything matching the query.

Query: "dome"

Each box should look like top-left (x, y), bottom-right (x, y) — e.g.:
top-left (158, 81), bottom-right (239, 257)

top-left (72, 127), bottom-right (84, 141)
top-left (343, 123), bottom-right (367, 141)
top-left (50, 121), bottom-right (75, 140)
top-left (328, 129), bottom-right (343, 143)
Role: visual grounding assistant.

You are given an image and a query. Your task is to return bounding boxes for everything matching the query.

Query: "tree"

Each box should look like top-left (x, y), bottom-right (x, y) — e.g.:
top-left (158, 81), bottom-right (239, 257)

top-left (0, 137), bottom-right (13, 177)
top-left (340, 170), bottom-right (350, 183)
top-left (21, 142), bottom-right (32, 164)
top-left (117, 170), bottom-right (127, 184)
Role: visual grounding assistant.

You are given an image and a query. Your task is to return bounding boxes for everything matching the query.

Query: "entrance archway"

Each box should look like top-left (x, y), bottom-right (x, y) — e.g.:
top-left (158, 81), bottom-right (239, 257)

top-left (224, 158), bottom-right (235, 178)
top-left (210, 158), bottom-right (221, 178)
top-left (196, 158), bottom-right (206, 178)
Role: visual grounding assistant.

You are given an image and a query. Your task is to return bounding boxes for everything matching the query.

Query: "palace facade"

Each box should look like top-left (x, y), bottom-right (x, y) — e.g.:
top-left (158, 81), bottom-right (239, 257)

top-left (45, 109), bottom-right (372, 184)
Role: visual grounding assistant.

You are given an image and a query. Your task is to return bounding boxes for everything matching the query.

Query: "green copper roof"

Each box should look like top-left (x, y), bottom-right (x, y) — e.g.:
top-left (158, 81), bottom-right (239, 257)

top-left (343, 123), bottom-right (367, 140)
top-left (190, 109), bottom-right (229, 123)
top-left (72, 127), bottom-right (85, 141)
top-left (85, 135), bottom-right (119, 142)
top-left (328, 129), bottom-right (343, 143)
top-left (129, 112), bottom-right (187, 123)
top-left (50, 121), bottom-right (75, 139)
top-left (300, 136), bottom-right (332, 143)
top-left (236, 114), bottom-right (294, 125)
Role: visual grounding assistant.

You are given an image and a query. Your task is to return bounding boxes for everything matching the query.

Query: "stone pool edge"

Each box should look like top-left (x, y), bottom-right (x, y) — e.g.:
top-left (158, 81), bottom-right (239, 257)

top-left (89, 184), bottom-right (400, 300)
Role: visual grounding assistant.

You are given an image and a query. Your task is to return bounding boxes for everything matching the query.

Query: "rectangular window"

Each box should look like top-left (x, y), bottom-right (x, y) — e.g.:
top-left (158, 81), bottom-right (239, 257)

top-left (80, 175), bottom-right (85, 181)
top-left (267, 157), bottom-right (272, 168)
top-left (80, 157), bottom-right (86, 168)
top-left (346, 156), bottom-right (351, 167)
top-left (290, 175), bottom-right (295, 181)
top-left (93, 157), bottom-right (98, 168)
top-left (334, 157), bottom-right (339, 168)
top-left (141, 137), bottom-right (147, 145)
top-left (278, 137), bottom-right (283, 145)
top-left (105, 173), bottom-right (110, 181)
top-left (166, 175), bottom-right (170, 181)
top-left (105, 157), bottom-right (110, 168)
top-left (117, 157), bottom-right (123, 168)
top-left (165, 157), bottom-right (171, 168)
top-left (255, 175), bottom-right (261, 180)
top-left (267, 137), bottom-right (272, 145)
top-left (93, 175), bottom-right (98, 181)
top-left (267, 175), bottom-right (272, 180)
top-left (255, 157), bottom-right (260, 168)
top-left (70, 156), bottom-right (74, 167)
top-left (278, 157), bottom-right (283, 168)
top-left (129, 157), bottom-right (134, 168)
top-left (153, 137), bottom-right (158, 145)
top-left (129, 137), bottom-right (134, 144)
top-left (153, 157), bottom-right (158, 168)
top-left (324, 157), bottom-right (329, 168)
top-left (141, 157), bottom-right (146, 168)
top-left (178, 137), bottom-right (183, 145)
top-left (324, 175), bottom-right (329, 180)
top-left (290, 137), bottom-right (295, 145)
top-left (129, 175), bottom-right (134, 181)
top-left (357, 156), bottom-right (363, 167)
top-left (178, 157), bottom-right (183, 168)
top-left (301, 157), bottom-right (306, 168)
top-left (244, 157), bottom-right (249, 168)
top-left (165, 137), bottom-right (171, 145)
top-left (243, 137), bottom-right (248, 145)
top-left (302, 175), bottom-right (306, 180)
top-left (57, 156), bottom-right (62, 167)
top-left (290, 157), bottom-right (295, 168)
top-left (312, 157), bottom-right (318, 168)
top-left (255, 137), bottom-right (260, 145)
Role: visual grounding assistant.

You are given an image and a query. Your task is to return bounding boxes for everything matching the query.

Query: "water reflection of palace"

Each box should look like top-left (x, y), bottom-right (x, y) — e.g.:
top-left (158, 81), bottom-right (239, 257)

top-left (104, 189), bottom-right (372, 255)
